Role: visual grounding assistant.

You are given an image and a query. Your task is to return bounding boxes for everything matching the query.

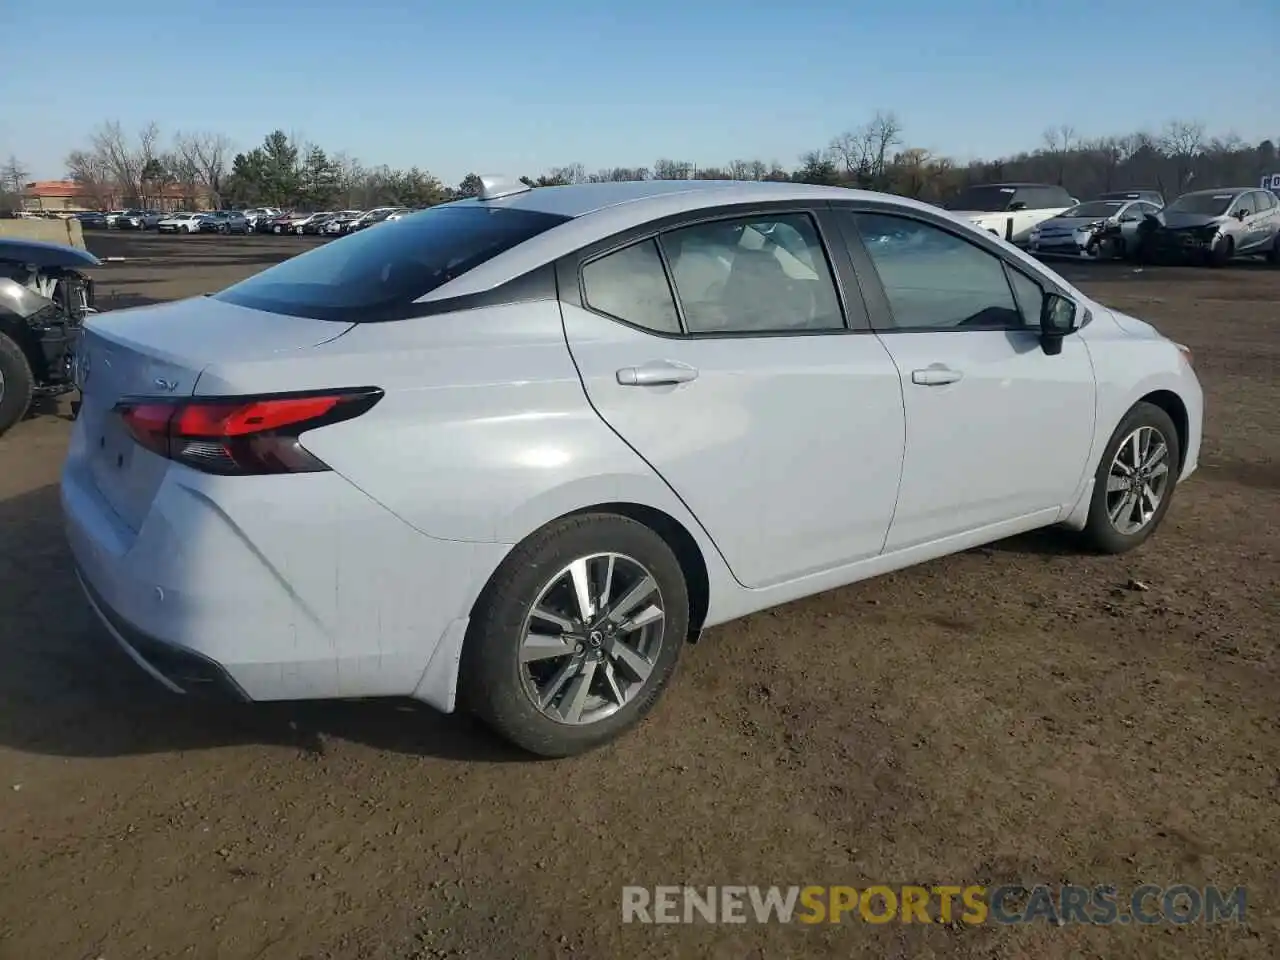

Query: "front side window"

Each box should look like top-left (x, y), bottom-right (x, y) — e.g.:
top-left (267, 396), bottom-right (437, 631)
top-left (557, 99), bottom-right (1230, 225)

top-left (215, 205), bottom-right (569, 322)
top-left (853, 212), bottom-right (1024, 331)
top-left (659, 214), bottom-right (843, 334)
top-left (1231, 193), bottom-right (1257, 217)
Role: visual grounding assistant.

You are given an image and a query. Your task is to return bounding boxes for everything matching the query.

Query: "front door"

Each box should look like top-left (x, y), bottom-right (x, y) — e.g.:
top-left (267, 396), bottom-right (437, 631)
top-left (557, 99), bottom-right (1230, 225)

top-left (837, 208), bottom-right (1097, 551)
top-left (559, 210), bottom-right (906, 588)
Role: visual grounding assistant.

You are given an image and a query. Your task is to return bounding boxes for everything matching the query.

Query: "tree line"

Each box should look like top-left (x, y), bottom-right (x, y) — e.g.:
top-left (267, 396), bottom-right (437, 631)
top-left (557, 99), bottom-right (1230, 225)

top-left (4, 115), bottom-right (1277, 213)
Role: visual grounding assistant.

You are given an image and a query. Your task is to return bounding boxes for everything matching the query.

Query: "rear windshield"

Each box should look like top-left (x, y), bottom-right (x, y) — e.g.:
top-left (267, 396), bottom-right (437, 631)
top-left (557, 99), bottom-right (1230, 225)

top-left (213, 204), bottom-right (569, 322)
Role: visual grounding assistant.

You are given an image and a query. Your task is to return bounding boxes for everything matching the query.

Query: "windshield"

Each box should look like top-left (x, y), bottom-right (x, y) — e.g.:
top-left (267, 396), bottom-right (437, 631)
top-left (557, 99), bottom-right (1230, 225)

top-left (943, 186), bottom-right (1017, 212)
top-left (1060, 201), bottom-right (1126, 219)
top-left (1166, 192), bottom-right (1235, 216)
top-left (214, 204), bottom-right (569, 322)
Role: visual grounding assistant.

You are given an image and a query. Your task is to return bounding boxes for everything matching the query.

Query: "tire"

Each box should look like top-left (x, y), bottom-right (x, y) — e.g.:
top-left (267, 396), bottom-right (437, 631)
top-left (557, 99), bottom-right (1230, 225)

top-left (273, 225), bottom-right (282, 234)
top-left (0, 332), bottom-right (35, 438)
top-left (1080, 401), bottom-right (1181, 555)
top-left (181, 225), bottom-right (190, 234)
top-left (460, 513), bottom-right (689, 758)
top-left (1208, 235), bottom-right (1232, 267)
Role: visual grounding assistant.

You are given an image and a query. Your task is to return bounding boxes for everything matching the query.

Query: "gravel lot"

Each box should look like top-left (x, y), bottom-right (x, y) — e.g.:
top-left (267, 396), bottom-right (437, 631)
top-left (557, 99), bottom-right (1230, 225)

top-left (0, 231), bottom-right (1276, 959)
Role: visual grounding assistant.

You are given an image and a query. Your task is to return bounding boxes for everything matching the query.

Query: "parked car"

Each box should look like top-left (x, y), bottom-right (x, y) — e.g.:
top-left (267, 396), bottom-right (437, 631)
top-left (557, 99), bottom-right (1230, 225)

top-left (1028, 197), bottom-right (1163, 260)
top-left (1135, 187), bottom-right (1280, 266)
top-left (323, 211), bottom-right (363, 235)
top-left (1096, 189), bottom-right (1165, 207)
top-left (300, 212), bottom-right (335, 235)
top-left (116, 209), bottom-right (163, 230)
top-left (0, 237), bottom-right (98, 436)
top-left (943, 183), bottom-right (1076, 245)
top-left (346, 206), bottom-right (401, 232)
top-left (241, 208), bottom-right (281, 231)
top-left (103, 211), bottom-right (127, 229)
top-left (75, 211), bottom-right (108, 230)
top-left (262, 212), bottom-right (299, 234)
top-left (200, 211), bottom-right (251, 235)
top-left (62, 177), bottom-right (1204, 758)
top-left (157, 212), bottom-right (208, 234)
top-left (284, 212), bottom-right (328, 234)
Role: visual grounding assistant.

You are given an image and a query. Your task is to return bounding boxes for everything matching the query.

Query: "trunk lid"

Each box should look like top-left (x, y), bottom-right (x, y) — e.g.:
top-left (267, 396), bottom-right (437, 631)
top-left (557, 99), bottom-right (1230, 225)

top-left (74, 296), bottom-right (352, 531)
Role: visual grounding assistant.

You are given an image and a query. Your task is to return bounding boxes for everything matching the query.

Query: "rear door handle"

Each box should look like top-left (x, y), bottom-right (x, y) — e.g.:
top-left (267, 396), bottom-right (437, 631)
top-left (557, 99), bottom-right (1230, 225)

top-left (616, 361), bottom-right (700, 386)
top-left (911, 366), bottom-right (963, 386)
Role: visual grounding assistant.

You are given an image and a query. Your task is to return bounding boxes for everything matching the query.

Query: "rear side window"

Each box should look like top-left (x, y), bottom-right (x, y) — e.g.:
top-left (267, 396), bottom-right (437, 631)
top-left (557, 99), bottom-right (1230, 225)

top-left (581, 239), bottom-right (681, 334)
top-left (214, 205), bottom-right (569, 322)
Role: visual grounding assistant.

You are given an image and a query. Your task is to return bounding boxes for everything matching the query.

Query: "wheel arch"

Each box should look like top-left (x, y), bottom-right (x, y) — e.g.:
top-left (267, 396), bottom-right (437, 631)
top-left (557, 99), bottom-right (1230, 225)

top-left (1138, 389), bottom-right (1189, 473)
top-left (562, 501), bottom-right (710, 643)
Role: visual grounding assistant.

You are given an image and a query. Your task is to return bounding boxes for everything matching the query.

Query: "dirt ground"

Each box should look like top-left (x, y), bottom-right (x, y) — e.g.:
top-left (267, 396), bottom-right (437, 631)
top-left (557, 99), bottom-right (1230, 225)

top-left (0, 232), bottom-right (1275, 960)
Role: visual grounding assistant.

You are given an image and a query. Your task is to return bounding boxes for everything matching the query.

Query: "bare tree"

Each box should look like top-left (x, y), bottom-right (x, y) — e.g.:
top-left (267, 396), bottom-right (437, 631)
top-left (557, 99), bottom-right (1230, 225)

top-left (86, 121), bottom-right (160, 205)
top-left (1161, 120), bottom-right (1206, 191)
top-left (1, 155), bottom-right (30, 198)
top-left (867, 111), bottom-right (903, 180)
top-left (65, 148), bottom-right (115, 209)
top-left (828, 127), bottom-right (873, 176)
top-left (174, 131), bottom-right (232, 207)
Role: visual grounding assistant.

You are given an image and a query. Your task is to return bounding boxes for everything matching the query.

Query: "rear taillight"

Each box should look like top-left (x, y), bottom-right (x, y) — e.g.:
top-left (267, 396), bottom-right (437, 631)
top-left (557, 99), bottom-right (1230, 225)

top-left (113, 388), bottom-right (382, 476)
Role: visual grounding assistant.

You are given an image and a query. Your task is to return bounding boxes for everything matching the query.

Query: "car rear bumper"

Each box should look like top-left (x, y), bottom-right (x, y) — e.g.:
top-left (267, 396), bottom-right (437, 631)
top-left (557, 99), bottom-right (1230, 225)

top-left (76, 565), bottom-right (250, 701)
top-left (61, 449), bottom-right (508, 708)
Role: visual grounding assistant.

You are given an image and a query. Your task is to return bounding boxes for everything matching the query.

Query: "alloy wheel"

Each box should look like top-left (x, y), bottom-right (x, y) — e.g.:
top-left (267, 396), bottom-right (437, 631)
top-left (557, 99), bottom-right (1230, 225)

top-left (518, 552), bottom-right (666, 726)
top-left (1106, 425), bottom-right (1172, 535)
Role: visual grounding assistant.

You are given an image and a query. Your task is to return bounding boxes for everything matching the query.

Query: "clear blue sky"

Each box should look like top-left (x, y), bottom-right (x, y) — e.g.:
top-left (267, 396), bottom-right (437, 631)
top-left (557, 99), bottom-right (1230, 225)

top-left (3, 0), bottom-right (1277, 186)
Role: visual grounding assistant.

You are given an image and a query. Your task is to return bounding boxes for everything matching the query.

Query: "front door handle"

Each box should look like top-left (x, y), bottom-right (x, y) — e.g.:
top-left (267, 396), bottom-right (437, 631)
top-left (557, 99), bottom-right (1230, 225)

top-left (911, 366), bottom-right (963, 386)
top-left (616, 361), bottom-right (700, 386)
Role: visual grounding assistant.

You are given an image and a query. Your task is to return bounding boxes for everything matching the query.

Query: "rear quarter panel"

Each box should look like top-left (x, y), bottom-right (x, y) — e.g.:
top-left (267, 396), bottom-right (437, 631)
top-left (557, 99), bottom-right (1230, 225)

top-left (199, 302), bottom-right (731, 561)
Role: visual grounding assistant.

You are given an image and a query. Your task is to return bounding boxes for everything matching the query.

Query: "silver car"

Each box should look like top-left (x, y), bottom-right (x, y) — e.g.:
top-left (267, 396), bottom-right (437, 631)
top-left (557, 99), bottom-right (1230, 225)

top-left (1028, 198), bottom-right (1162, 260)
top-left (1139, 187), bottom-right (1280, 265)
top-left (62, 177), bottom-right (1205, 758)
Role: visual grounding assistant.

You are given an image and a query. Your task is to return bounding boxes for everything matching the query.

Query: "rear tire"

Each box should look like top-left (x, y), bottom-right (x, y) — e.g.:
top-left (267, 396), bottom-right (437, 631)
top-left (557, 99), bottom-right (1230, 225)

top-left (460, 513), bottom-right (689, 758)
top-left (0, 332), bottom-right (35, 437)
top-left (1080, 402), bottom-right (1181, 555)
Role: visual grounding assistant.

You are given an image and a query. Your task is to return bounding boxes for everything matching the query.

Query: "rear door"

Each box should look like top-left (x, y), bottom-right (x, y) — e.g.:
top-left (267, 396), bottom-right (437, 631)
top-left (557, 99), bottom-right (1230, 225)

top-left (558, 205), bottom-right (906, 589)
top-left (832, 205), bottom-right (1097, 551)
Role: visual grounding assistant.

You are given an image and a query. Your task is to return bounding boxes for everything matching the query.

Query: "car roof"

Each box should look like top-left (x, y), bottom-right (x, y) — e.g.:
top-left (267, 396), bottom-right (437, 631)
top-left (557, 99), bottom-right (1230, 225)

top-left (424, 179), bottom-right (972, 302)
top-left (453, 178), bottom-right (883, 219)
top-left (1181, 187), bottom-right (1254, 196)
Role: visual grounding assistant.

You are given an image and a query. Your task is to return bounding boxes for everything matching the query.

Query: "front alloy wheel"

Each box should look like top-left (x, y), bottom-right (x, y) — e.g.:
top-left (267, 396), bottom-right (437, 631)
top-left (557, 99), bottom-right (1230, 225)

top-left (1105, 425), bottom-right (1172, 535)
top-left (461, 513), bottom-right (689, 757)
top-left (1082, 401), bottom-right (1181, 553)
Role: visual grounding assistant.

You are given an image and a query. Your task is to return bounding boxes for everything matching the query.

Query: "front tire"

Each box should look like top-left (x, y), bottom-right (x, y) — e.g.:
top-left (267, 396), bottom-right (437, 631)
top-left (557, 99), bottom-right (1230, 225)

top-left (460, 513), bottom-right (689, 758)
top-left (1208, 234), bottom-right (1232, 267)
top-left (1080, 402), bottom-right (1181, 554)
top-left (0, 332), bottom-right (35, 437)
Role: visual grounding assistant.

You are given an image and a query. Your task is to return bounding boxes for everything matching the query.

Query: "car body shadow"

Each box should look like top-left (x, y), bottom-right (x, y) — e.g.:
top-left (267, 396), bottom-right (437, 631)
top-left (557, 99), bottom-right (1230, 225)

top-left (0, 484), bottom-right (527, 764)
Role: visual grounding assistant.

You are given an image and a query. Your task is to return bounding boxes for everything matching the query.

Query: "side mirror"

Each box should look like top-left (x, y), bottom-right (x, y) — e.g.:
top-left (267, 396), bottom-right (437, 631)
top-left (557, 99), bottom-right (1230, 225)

top-left (1039, 292), bottom-right (1078, 356)
top-left (1235, 208), bottom-right (1248, 220)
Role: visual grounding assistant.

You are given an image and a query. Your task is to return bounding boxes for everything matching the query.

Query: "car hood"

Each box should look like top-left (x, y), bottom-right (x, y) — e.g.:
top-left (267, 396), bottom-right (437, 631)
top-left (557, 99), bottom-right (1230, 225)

top-left (1157, 212), bottom-right (1223, 229)
top-left (0, 237), bottom-right (101, 269)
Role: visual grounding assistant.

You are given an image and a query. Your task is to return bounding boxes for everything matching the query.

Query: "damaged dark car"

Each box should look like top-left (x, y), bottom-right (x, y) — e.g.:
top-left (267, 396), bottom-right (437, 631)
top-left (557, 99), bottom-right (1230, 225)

top-left (1135, 187), bottom-right (1280, 266)
top-left (0, 238), bottom-right (98, 436)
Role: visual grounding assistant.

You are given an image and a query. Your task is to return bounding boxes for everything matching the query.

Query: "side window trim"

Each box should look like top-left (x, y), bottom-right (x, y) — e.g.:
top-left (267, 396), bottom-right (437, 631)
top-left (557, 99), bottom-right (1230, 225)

top-left (833, 204), bottom-right (1063, 334)
top-left (565, 204), bottom-right (873, 340)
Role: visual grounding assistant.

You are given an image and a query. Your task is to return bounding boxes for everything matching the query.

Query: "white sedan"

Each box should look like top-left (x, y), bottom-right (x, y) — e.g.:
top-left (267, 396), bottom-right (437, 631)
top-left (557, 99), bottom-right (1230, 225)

top-left (63, 178), bottom-right (1203, 758)
top-left (156, 212), bottom-right (207, 234)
